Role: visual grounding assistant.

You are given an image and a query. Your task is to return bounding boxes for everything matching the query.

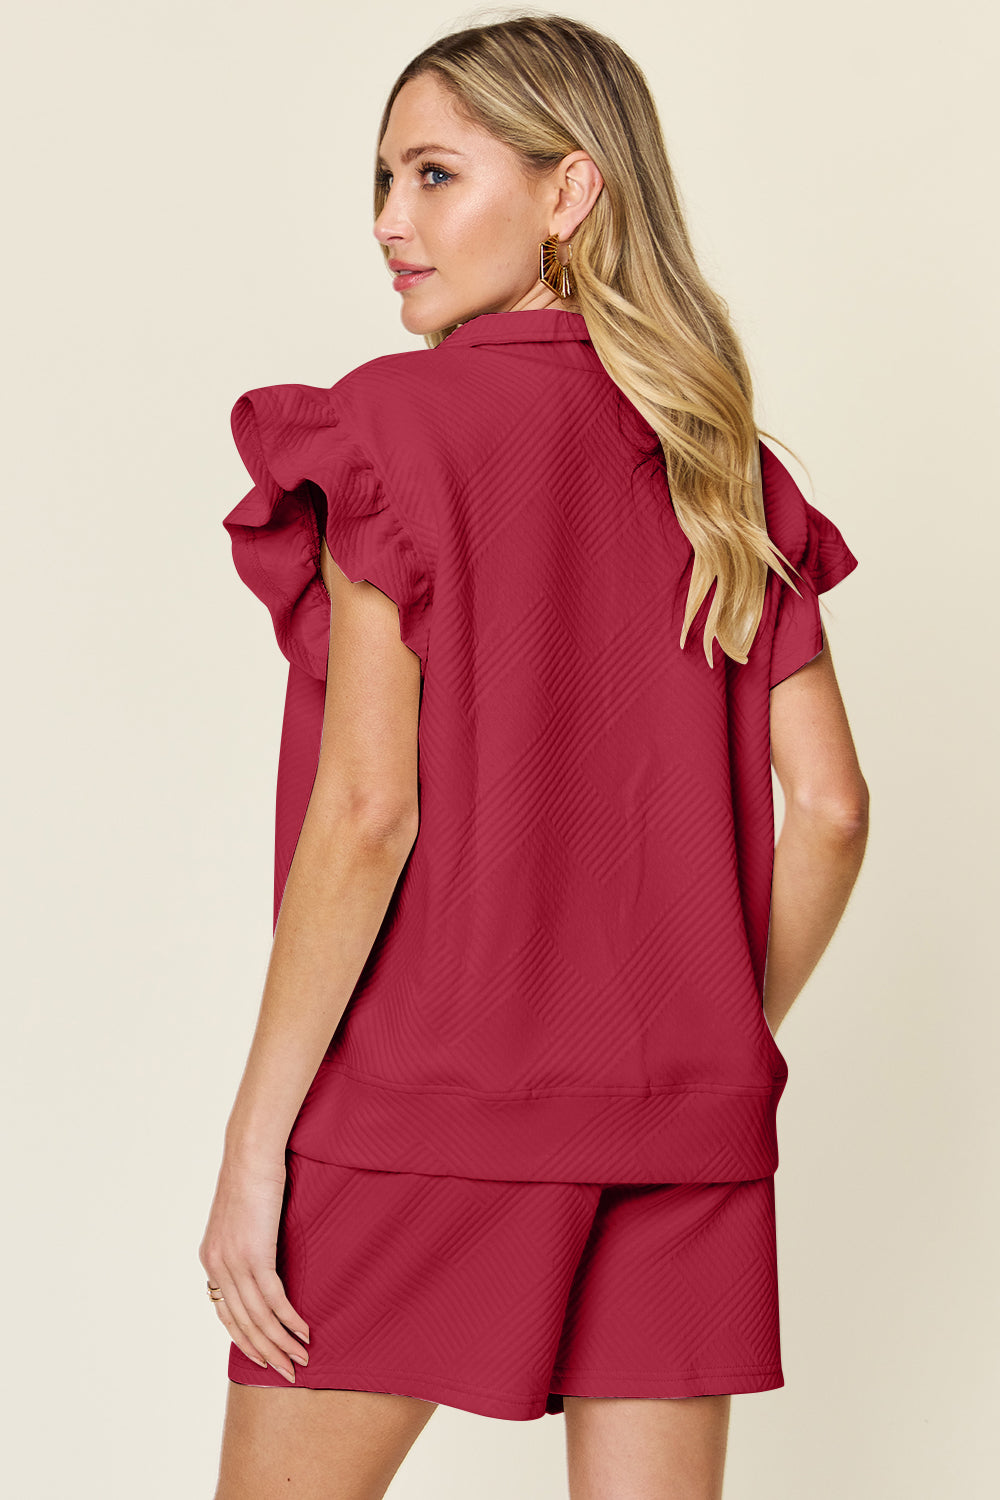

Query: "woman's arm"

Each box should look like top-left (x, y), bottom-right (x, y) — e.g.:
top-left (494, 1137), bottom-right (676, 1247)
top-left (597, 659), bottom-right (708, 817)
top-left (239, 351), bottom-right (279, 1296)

top-left (765, 634), bottom-right (869, 1035)
top-left (224, 537), bottom-right (423, 1164)
top-left (200, 539), bottom-right (422, 1377)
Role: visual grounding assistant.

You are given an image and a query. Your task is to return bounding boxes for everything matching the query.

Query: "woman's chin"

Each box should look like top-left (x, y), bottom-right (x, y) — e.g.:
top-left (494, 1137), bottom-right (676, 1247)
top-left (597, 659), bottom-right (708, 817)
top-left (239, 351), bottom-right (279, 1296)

top-left (398, 300), bottom-right (458, 338)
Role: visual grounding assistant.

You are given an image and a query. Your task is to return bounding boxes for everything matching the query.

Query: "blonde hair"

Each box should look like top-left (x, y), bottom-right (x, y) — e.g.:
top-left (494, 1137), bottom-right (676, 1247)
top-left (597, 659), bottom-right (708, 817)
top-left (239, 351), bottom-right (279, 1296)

top-left (374, 9), bottom-right (810, 668)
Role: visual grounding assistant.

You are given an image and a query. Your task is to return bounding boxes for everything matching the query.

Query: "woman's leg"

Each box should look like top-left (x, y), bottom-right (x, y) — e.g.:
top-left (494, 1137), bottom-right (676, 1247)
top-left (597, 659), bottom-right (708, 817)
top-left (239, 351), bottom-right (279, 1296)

top-left (563, 1393), bottom-right (731, 1500)
top-left (214, 1385), bottom-right (438, 1500)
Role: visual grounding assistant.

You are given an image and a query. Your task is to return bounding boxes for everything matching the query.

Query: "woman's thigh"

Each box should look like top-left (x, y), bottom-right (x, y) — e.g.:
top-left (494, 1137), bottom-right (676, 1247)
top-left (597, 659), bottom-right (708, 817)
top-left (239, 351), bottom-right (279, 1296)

top-left (214, 1383), bottom-right (438, 1500)
top-left (563, 1392), bottom-right (731, 1500)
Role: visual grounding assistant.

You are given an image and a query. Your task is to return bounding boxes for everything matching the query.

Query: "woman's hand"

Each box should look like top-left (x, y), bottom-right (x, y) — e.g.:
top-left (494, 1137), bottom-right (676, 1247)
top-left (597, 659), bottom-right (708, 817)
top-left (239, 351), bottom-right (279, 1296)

top-left (199, 1151), bottom-right (311, 1382)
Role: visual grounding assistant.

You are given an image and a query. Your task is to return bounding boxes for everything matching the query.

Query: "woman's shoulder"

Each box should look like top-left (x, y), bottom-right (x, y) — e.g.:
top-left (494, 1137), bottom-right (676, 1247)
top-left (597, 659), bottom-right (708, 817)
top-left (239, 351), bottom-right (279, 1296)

top-left (229, 347), bottom-right (438, 479)
top-left (333, 344), bottom-right (435, 398)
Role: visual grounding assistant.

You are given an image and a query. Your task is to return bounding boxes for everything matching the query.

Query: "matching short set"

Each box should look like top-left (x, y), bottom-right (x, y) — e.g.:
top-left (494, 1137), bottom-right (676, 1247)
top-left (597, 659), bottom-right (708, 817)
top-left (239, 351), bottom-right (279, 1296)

top-left (222, 309), bottom-right (861, 1420)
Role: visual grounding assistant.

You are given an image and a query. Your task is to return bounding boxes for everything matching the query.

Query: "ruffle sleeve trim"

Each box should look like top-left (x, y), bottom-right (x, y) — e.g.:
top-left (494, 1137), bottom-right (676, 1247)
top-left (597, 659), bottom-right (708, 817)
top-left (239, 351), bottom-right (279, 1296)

top-left (761, 443), bottom-right (859, 689)
top-left (223, 384), bottom-right (432, 680)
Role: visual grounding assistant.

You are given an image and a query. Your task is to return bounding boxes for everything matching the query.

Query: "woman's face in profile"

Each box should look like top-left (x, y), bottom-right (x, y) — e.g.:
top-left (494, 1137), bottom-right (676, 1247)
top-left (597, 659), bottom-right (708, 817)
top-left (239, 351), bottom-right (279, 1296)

top-left (375, 71), bottom-right (580, 330)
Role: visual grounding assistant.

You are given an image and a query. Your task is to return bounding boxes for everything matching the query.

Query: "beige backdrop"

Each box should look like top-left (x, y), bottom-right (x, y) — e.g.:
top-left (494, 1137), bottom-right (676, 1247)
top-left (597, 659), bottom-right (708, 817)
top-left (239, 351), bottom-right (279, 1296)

top-left (3, 1), bottom-right (996, 1495)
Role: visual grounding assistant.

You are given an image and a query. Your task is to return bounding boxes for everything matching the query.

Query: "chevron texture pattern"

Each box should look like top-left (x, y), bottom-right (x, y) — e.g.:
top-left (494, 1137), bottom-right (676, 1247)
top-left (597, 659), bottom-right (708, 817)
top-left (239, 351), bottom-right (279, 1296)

top-left (227, 1148), bottom-right (783, 1417)
top-left (222, 309), bottom-right (859, 1185)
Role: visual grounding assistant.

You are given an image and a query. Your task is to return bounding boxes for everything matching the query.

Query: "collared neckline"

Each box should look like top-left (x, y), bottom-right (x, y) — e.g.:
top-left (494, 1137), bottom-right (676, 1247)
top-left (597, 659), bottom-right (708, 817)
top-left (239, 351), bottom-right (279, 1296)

top-left (439, 308), bottom-right (591, 349)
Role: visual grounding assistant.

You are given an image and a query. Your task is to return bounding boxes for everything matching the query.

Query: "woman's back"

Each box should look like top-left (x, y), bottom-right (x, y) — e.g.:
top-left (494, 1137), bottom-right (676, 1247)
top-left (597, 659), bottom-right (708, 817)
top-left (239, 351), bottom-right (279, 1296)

top-left (222, 306), bottom-right (858, 1184)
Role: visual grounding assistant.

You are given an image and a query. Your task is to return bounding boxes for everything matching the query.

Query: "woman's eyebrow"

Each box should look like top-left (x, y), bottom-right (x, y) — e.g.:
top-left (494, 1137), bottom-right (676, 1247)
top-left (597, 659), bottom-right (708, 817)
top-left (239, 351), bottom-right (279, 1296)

top-left (377, 143), bottom-right (467, 168)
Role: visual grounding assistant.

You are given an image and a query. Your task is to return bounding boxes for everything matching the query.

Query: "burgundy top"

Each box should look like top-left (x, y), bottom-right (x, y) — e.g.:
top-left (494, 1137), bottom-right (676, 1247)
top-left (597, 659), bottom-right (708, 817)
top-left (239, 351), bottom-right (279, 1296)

top-left (223, 308), bottom-right (859, 1183)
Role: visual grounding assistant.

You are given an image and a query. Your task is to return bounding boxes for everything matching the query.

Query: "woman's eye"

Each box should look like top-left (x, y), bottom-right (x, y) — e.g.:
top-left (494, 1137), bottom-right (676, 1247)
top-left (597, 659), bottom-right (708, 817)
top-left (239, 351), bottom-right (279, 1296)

top-left (377, 163), bottom-right (453, 190)
top-left (419, 162), bottom-right (452, 188)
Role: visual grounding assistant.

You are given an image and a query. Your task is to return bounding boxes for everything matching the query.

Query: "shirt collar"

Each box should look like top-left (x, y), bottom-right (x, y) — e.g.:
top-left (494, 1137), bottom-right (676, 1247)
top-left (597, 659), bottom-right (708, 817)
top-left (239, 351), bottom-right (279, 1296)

top-left (439, 308), bottom-right (591, 348)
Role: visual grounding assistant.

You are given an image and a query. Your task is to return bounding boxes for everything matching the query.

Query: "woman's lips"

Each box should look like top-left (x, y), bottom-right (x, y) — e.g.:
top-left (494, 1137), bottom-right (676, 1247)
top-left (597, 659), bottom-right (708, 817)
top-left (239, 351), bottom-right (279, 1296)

top-left (393, 268), bottom-right (435, 290)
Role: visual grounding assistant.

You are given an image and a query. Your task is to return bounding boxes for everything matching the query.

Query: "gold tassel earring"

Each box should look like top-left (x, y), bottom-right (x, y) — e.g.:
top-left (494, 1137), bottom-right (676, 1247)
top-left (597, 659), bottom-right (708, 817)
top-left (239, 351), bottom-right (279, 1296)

top-left (539, 233), bottom-right (576, 299)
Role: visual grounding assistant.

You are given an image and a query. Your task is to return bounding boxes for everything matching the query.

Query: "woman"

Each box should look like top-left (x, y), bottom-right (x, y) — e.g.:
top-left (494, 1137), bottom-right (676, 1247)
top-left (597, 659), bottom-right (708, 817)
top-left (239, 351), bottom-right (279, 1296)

top-left (201, 13), bottom-right (869, 1498)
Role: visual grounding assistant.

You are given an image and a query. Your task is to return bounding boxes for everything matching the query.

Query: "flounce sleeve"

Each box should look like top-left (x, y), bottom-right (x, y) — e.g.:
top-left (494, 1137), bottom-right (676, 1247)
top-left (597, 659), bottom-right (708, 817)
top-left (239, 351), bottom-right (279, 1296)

top-left (222, 384), bottom-right (432, 679)
top-left (763, 445), bottom-right (859, 689)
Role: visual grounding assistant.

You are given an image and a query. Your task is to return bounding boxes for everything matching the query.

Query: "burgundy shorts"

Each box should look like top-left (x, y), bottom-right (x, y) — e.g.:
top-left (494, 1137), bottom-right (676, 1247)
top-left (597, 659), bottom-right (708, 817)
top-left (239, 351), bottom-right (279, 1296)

top-left (228, 1149), bottom-right (784, 1421)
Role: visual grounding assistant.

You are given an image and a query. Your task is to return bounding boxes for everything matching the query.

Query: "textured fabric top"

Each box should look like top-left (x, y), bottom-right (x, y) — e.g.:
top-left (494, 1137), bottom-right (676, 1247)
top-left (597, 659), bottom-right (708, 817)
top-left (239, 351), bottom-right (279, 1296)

top-left (222, 308), bottom-right (859, 1183)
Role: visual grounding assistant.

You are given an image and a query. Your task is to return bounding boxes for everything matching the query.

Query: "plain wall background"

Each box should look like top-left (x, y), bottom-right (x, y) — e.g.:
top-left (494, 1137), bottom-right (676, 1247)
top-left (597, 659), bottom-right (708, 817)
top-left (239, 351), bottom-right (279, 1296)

top-left (2, 1), bottom-right (996, 1494)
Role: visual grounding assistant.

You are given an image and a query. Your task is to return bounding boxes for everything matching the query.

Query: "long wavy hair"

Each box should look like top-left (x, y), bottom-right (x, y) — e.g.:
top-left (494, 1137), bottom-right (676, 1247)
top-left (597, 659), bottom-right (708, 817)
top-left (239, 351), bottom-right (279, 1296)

top-left (374, 9), bottom-right (810, 668)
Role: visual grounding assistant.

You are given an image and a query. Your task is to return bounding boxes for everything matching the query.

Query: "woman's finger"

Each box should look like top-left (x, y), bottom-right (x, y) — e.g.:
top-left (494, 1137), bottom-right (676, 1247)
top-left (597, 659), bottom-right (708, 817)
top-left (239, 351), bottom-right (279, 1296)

top-left (217, 1265), bottom-right (301, 1380)
top-left (257, 1265), bottom-right (310, 1347)
top-left (205, 1260), bottom-right (295, 1374)
top-left (231, 1262), bottom-right (311, 1375)
top-left (210, 1284), bottom-right (269, 1370)
top-left (207, 1267), bottom-right (274, 1371)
